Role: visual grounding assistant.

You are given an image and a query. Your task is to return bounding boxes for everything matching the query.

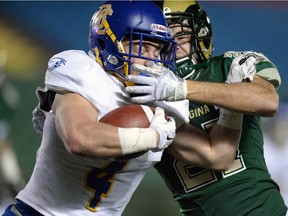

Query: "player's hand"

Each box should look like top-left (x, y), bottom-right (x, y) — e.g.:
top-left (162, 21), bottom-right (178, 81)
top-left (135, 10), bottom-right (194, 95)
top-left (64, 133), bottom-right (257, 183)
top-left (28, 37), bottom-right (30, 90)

top-left (125, 63), bottom-right (187, 103)
top-left (226, 51), bottom-right (265, 83)
top-left (149, 107), bottom-right (176, 151)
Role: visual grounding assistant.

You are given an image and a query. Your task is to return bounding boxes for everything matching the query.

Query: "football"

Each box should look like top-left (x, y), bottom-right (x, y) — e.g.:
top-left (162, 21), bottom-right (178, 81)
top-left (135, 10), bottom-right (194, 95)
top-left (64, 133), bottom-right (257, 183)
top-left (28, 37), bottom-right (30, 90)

top-left (99, 104), bottom-right (155, 128)
top-left (99, 104), bottom-right (156, 161)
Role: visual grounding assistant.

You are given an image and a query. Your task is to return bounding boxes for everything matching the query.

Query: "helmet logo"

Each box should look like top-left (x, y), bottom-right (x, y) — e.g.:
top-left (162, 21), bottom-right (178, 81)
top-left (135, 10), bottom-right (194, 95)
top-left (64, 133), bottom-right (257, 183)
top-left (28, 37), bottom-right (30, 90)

top-left (150, 24), bottom-right (172, 37)
top-left (198, 27), bottom-right (209, 37)
top-left (92, 4), bottom-right (113, 35)
top-left (48, 57), bottom-right (66, 72)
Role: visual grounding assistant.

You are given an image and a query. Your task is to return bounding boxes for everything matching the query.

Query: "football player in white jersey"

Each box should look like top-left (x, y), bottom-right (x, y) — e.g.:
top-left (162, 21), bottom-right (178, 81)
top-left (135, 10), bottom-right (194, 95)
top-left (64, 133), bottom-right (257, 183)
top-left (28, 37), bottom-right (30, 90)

top-left (3, 1), bottom-right (242, 216)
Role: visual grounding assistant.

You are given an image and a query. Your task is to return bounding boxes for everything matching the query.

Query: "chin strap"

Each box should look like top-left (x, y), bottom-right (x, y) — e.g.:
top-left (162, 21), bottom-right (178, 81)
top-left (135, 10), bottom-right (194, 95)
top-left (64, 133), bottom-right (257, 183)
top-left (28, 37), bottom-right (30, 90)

top-left (89, 50), bottom-right (132, 87)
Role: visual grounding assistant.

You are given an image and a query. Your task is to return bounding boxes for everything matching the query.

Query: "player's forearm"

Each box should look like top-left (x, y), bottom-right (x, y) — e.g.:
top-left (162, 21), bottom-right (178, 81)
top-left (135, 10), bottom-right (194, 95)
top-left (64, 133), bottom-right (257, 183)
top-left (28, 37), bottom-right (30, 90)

top-left (166, 123), bottom-right (241, 171)
top-left (53, 93), bottom-right (125, 158)
top-left (166, 124), bottom-right (213, 168)
top-left (58, 119), bottom-right (161, 158)
top-left (56, 115), bottom-right (123, 158)
top-left (186, 77), bottom-right (278, 117)
top-left (207, 124), bottom-right (241, 171)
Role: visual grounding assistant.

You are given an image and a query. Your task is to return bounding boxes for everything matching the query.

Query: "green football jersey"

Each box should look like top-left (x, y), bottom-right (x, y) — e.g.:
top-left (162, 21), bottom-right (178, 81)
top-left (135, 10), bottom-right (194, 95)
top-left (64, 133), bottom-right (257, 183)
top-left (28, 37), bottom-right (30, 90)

top-left (155, 51), bottom-right (287, 216)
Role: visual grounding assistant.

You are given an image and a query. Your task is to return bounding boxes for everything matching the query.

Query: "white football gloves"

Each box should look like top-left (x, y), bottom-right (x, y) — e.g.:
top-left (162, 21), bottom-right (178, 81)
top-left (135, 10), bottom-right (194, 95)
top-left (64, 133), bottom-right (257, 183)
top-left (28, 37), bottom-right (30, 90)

top-left (226, 51), bottom-right (265, 83)
top-left (150, 107), bottom-right (176, 151)
top-left (118, 107), bottom-right (175, 155)
top-left (125, 63), bottom-right (187, 103)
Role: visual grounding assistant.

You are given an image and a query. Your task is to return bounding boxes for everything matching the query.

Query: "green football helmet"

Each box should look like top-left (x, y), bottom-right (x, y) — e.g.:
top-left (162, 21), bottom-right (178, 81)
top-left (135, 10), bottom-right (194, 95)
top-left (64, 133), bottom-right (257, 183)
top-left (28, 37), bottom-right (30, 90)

top-left (161, 1), bottom-right (213, 79)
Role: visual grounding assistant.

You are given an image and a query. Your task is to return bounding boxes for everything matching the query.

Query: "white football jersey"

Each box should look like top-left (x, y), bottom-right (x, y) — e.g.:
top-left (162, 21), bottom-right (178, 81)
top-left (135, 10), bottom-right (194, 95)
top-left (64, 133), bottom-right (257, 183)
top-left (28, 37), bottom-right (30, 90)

top-left (17, 50), bottom-right (189, 216)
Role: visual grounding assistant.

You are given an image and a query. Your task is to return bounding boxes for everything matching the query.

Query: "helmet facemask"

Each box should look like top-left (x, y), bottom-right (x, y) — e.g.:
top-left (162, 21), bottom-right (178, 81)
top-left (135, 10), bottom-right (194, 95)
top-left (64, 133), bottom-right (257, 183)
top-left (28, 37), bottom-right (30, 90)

top-left (166, 10), bottom-right (211, 62)
top-left (163, 1), bottom-right (213, 79)
top-left (116, 28), bottom-right (177, 80)
top-left (89, 1), bottom-right (177, 85)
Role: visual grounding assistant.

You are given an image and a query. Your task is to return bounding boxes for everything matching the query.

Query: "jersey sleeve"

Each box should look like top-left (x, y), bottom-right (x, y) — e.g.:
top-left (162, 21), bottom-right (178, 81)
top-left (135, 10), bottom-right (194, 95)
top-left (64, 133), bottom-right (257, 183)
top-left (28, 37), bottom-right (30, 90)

top-left (32, 50), bottom-right (107, 135)
top-left (44, 50), bottom-right (103, 99)
top-left (255, 53), bottom-right (281, 89)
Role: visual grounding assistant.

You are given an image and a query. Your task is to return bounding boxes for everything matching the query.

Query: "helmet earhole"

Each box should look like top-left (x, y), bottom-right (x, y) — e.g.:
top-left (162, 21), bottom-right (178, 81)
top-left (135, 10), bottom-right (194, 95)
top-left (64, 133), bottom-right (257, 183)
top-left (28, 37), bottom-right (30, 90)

top-left (97, 39), bottom-right (105, 50)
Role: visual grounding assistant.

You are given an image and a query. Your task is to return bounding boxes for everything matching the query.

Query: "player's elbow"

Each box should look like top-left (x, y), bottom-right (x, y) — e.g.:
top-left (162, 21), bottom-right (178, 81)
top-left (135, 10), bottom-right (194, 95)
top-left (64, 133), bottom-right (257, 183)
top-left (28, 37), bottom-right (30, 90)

top-left (61, 131), bottom-right (85, 155)
top-left (265, 94), bottom-right (279, 117)
top-left (250, 77), bottom-right (279, 117)
top-left (205, 152), bottom-right (236, 171)
top-left (256, 80), bottom-right (279, 117)
top-left (208, 159), bottom-right (233, 171)
top-left (256, 94), bottom-right (278, 117)
top-left (61, 131), bottom-right (96, 157)
top-left (62, 130), bottom-right (116, 158)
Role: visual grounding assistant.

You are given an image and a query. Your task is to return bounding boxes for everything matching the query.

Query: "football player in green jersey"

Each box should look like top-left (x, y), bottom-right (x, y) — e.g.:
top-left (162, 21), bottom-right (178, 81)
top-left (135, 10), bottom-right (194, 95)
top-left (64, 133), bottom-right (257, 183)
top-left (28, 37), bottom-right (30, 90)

top-left (126, 1), bottom-right (287, 215)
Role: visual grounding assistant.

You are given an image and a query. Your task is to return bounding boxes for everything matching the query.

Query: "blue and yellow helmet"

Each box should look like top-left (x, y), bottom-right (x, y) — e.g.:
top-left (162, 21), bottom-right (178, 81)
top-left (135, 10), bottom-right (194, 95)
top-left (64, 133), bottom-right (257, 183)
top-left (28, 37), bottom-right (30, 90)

top-left (89, 0), bottom-right (177, 81)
